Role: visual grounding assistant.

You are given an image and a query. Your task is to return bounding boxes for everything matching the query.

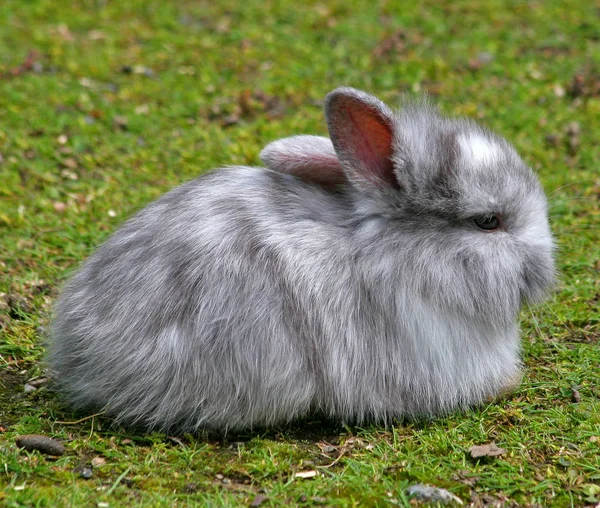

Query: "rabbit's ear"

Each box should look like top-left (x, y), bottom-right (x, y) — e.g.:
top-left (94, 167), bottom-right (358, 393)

top-left (325, 87), bottom-right (399, 192)
top-left (259, 135), bottom-right (347, 188)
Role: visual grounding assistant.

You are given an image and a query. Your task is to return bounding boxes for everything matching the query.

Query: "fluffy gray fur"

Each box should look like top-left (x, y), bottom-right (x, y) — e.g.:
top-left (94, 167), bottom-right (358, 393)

top-left (49, 87), bottom-right (555, 433)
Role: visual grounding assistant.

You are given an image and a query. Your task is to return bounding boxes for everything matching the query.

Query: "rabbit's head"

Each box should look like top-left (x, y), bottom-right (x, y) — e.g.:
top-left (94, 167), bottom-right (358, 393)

top-left (261, 88), bottom-right (555, 324)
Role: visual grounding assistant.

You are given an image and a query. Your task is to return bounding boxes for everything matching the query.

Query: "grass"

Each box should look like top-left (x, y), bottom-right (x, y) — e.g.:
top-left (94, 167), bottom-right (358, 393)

top-left (1, 0), bottom-right (599, 506)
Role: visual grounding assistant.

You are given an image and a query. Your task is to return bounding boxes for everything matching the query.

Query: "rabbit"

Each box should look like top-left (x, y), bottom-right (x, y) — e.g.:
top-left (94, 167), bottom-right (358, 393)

top-left (49, 87), bottom-right (555, 433)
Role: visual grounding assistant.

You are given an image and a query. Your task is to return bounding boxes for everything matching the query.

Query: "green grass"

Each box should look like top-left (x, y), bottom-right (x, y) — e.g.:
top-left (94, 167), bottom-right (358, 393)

top-left (1, 0), bottom-right (599, 506)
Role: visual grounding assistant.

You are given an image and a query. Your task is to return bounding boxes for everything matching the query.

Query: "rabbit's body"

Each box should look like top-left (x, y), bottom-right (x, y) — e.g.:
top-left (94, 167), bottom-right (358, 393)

top-left (50, 88), bottom-right (554, 432)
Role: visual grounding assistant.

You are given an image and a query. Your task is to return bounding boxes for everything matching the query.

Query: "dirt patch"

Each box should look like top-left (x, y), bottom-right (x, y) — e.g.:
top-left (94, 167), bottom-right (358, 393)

top-left (565, 325), bottom-right (600, 344)
top-left (0, 368), bottom-right (29, 427)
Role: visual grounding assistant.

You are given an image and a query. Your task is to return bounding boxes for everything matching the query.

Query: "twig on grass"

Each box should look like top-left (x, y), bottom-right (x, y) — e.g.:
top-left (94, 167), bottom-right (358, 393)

top-left (55, 411), bottom-right (106, 425)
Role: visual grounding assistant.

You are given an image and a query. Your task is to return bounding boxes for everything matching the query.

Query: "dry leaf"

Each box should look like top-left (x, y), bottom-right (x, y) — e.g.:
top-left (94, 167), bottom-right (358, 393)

top-left (470, 443), bottom-right (507, 459)
top-left (294, 470), bottom-right (318, 479)
top-left (61, 169), bottom-right (78, 180)
top-left (135, 104), bottom-right (150, 115)
top-left (57, 24), bottom-right (74, 41)
top-left (317, 442), bottom-right (337, 454)
top-left (88, 30), bottom-right (106, 40)
top-left (62, 157), bottom-right (78, 169)
top-left (28, 377), bottom-right (49, 387)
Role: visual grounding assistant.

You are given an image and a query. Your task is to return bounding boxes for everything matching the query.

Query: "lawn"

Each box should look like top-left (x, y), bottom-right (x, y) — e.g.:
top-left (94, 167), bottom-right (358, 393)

top-left (1, 0), bottom-right (599, 506)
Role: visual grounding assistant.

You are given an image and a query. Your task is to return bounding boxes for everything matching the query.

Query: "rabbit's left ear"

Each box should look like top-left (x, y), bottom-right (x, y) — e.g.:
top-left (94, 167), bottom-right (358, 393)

top-left (325, 87), bottom-right (398, 193)
top-left (260, 135), bottom-right (346, 188)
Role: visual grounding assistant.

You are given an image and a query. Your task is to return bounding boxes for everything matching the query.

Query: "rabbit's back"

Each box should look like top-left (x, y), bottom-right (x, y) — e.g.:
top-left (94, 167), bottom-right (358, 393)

top-left (50, 167), bottom-right (355, 431)
top-left (51, 166), bottom-right (524, 431)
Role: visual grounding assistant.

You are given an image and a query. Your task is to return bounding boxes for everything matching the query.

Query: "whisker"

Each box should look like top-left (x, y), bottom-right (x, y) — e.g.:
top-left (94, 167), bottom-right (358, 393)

top-left (549, 197), bottom-right (599, 206)
top-left (541, 300), bottom-right (576, 335)
top-left (554, 224), bottom-right (600, 230)
top-left (528, 307), bottom-right (546, 342)
top-left (546, 179), bottom-right (600, 198)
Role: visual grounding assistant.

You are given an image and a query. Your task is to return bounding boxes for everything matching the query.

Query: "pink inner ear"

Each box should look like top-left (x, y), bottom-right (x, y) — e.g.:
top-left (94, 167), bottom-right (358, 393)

top-left (344, 106), bottom-right (397, 188)
top-left (275, 152), bottom-right (346, 188)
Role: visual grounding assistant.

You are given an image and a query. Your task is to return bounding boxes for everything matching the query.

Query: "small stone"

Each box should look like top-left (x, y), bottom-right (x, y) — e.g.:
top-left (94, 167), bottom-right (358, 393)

top-left (476, 52), bottom-right (494, 65)
top-left (133, 65), bottom-right (155, 77)
top-left (91, 457), bottom-right (106, 467)
top-left (53, 202), bottom-right (67, 213)
top-left (23, 384), bottom-right (36, 393)
top-left (135, 104), bottom-right (150, 115)
top-left (79, 467), bottom-right (93, 479)
top-left (215, 473), bottom-right (224, 480)
top-left (545, 134), bottom-right (561, 147)
top-left (79, 77), bottom-right (94, 88)
top-left (407, 484), bottom-right (463, 505)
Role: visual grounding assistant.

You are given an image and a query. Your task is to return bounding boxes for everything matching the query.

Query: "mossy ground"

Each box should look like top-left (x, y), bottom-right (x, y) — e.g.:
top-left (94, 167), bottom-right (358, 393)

top-left (1, 1), bottom-right (599, 506)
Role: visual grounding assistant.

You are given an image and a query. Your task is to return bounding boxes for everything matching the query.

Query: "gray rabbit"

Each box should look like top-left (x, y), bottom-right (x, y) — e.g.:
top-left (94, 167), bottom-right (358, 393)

top-left (49, 87), bottom-right (555, 432)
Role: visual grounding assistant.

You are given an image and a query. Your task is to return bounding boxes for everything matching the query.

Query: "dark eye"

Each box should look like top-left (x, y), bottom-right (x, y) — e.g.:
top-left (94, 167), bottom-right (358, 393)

top-left (473, 214), bottom-right (501, 231)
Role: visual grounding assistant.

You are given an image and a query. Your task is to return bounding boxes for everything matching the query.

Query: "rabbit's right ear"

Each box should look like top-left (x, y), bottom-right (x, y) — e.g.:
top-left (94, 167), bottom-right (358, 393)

top-left (325, 87), bottom-right (399, 193)
top-left (260, 135), bottom-right (346, 188)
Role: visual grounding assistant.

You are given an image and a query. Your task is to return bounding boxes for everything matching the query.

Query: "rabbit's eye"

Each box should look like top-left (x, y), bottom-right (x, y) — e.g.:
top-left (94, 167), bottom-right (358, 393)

top-left (473, 214), bottom-right (501, 231)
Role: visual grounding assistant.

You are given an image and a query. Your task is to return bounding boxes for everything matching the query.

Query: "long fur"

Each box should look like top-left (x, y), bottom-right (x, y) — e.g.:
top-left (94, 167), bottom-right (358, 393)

top-left (49, 88), bottom-right (555, 432)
